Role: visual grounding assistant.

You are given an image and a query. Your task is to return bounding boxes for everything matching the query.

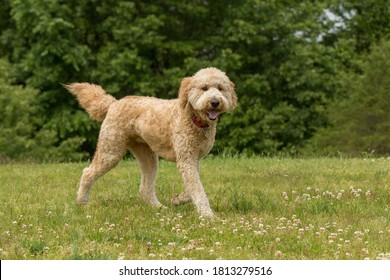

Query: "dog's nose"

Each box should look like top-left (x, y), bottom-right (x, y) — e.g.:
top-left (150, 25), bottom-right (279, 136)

top-left (211, 100), bottom-right (220, 108)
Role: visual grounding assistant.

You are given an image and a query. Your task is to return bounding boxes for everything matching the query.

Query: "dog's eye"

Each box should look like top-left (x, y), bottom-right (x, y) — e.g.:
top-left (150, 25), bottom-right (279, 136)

top-left (218, 85), bottom-right (224, 91)
top-left (201, 86), bottom-right (209, 91)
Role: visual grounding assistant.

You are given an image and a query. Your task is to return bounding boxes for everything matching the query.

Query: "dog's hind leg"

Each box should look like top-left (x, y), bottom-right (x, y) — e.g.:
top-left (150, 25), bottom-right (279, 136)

top-left (77, 124), bottom-right (127, 205)
top-left (130, 143), bottom-right (164, 208)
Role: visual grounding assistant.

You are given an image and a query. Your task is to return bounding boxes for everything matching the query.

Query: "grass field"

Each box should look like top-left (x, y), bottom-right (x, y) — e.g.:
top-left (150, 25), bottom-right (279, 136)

top-left (0, 157), bottom-right (389, 260)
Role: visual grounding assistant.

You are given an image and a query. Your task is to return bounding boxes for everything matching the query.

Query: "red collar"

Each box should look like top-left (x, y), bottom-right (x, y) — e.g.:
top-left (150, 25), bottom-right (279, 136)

top-left (191, 114), bottom-right (209, 128)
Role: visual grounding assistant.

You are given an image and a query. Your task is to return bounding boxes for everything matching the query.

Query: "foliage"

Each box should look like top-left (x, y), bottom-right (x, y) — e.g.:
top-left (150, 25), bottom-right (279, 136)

top-left (0, 58), bottom-right (87, 162)
top-left (327, 0), bottom-right (390, 52)
top-left (1, 0), bottom-right (390, 160)
top-left (304, 39), bottom-right (390, 155)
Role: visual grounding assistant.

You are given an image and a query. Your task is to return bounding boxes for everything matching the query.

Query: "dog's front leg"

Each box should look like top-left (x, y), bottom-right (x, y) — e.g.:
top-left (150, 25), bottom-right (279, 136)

top-left (176, 159), bottom-right (214, 218)
top-left (171, 161), bottom-right (199, 206)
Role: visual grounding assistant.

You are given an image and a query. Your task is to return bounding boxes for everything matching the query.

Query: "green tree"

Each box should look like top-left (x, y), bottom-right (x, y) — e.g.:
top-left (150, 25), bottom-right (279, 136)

top-left (327, 0), bottom-right (390, 53)
top-left (0, 0), bottom-right (365, 160)
top-left (305, 39), bottom-right (390, 155)
top-left (0, 58), bottom-right (88, 161)
top-left (212, 0), bottom-right (340, 154)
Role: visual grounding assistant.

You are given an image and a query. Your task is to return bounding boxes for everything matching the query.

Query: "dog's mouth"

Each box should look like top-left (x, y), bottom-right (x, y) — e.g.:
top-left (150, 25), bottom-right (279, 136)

top-left (207, 110), bottom-right (220, 121)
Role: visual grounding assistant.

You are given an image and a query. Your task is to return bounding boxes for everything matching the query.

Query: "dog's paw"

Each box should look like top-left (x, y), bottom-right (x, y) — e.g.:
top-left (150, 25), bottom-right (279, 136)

top-left (171, 193), bottom-right (192, 206)
top-left (199, 211), bottom-right (216, 220)
top-left (76, 192), bottom-right (90, 205)
top-left (171, 194), bottom-right (181, 206)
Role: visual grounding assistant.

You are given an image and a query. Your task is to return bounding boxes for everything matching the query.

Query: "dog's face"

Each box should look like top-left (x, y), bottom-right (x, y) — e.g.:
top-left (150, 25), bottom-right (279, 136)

top-left (179, 67), bottom-right (237, 122)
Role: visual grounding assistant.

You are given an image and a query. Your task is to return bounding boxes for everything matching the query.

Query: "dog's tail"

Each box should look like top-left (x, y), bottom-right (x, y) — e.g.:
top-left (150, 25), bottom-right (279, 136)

top-left (64, 83), bottom-right (117, 122)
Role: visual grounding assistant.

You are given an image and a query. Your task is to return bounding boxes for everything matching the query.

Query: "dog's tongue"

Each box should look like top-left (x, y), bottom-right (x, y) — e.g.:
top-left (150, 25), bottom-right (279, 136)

top-left (207, 110), bottom-right (220, 121)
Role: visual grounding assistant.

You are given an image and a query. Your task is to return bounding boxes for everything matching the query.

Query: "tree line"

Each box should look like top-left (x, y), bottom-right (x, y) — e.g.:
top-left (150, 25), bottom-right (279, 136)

top-left (1, 0), bottom-right (390, 162)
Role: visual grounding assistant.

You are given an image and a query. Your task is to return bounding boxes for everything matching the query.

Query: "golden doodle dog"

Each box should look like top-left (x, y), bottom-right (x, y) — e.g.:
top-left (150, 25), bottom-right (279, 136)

top-left (64, 67), bottom-right (237, 218)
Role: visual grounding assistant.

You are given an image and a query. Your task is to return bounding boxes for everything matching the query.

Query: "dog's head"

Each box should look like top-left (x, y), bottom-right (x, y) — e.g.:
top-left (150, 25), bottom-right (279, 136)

top-left (179, 67), bottom-right (237, 123)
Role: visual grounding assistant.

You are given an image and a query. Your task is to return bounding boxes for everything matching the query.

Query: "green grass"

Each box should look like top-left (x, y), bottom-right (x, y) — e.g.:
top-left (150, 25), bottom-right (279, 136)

top-left (0, 157), bottom-right (389, 260)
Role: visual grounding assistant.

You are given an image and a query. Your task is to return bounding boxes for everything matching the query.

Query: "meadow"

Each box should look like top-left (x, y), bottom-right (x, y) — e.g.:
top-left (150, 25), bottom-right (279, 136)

top-left (0, 157), bottom-right (389, 260)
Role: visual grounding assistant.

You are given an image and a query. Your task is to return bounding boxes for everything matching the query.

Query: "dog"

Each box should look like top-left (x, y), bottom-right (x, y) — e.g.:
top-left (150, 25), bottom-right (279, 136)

top-left (64, 67), bottom-right (237, 218)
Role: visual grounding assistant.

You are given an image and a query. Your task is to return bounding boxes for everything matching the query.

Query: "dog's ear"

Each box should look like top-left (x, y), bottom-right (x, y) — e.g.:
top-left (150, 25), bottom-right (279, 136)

top-left (229, 81), bottom-right (238, 110)
top-left (178, 77), bottom-right (192, 109)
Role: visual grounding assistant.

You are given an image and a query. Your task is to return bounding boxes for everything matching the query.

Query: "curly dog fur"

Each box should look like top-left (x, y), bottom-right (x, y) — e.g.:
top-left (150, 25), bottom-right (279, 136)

top-left (64, 67), bottom-right (237, 217)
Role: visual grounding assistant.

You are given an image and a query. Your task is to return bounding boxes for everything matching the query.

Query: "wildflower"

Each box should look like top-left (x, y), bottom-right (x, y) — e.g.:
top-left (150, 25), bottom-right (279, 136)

top-left (328, 233), bottom-right (337, 240)
top-left (275, 251), bottom-right (283, 258)
top-left (377, 253), bottom-right (385, 260)
top-left (1, 250), bottom-right (8, 257)
top-left (293, 219), bottom-right (302, 227)
top-left (108, 224), bottom-right (116, 231)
